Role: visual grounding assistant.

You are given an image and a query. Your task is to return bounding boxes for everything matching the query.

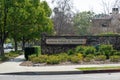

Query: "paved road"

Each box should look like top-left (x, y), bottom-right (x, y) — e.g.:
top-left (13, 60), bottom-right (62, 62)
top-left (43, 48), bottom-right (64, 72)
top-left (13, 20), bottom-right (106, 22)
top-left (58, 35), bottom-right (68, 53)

top-left (0, 73), bottom-right (120, 80)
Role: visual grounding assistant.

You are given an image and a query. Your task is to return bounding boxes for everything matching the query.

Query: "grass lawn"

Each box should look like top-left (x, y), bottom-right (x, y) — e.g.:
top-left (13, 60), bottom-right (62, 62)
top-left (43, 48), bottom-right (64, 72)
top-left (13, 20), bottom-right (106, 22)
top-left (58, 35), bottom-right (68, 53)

top-left (77, 66), bottom-right (120, 71)
top-left (0, 51), bottom-right (23, 63)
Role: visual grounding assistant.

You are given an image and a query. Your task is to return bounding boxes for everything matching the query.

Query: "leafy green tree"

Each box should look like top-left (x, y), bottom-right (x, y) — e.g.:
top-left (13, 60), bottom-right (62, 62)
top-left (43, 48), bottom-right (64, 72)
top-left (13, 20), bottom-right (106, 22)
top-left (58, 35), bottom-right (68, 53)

top-left (0, 0), bottom-right (53, 55)
top-left (73, 11), bottom-right (94, 35)
top-left (19, 0), bottom-right (53, 50)
top-left (0, 0), bottom-right (12, 56)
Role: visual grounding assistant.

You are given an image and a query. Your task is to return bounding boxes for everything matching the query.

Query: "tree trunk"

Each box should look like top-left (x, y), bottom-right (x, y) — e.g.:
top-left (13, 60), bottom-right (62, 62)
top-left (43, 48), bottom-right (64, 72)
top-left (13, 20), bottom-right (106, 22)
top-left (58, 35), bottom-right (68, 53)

top-left (0, 41), bottom-right (4, 56)
top-left (14, 39), bottom-right (18, 51)
top-left (0, 0), bottom-right (8, 56)
top-left (22, 37), bottom-right (25, 51)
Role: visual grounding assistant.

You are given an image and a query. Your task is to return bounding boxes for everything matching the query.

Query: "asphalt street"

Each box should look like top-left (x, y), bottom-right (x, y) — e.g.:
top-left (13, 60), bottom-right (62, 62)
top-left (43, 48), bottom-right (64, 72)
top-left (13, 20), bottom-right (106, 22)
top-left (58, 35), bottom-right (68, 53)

top-left (0, 73), bottom-right (120, 80)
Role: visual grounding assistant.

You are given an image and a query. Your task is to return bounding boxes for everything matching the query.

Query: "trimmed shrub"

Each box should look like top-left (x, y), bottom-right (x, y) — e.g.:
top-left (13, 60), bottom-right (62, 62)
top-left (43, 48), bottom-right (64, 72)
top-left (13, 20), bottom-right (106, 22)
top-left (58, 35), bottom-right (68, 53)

top-left (99, 45), bottom-right (113, 52)
top-left (29, 54), bottom-right (48, 63)
top-left (34, 46), bottom-right (41, 56)
top-left (30, 57), bottom-right (40, 63)
top-left (84, 46), bottom-right (96, 56)
top-left (24, 47), bottom-right (35, 60)
top-left (94, 55), bottom-right (106, 61)
top-left (98, 32), bottom-right (120, 36)
top-left (110, 50), bottom-right (117, 56)
top-left (94, 52), bottom-right (103, 56)
top-left (67, 49), bottom-right (74, 55)
top-left (86, 54), bottom-right (95, 59)
top-left (114, 52), bottom-right (120, 56)
top-left (110, 55), bottom-right (120, 62)
top-left (99, 45), bottom-right (113, 59)
top-left (58, 53), bottom-right (69, 62)
top-left (84, 57), bottom-right (91, 62)
top-left (28, 54), bottom-right (37, 61)
top-left (84, 54), bottom-right (95, 62)
top-left (70, 56), bottom-right (81, 63)
top-left (47, 55), bottom-right (60, 64)
top-left (70, 54), bottom-right (83, 63)
top-left (75, 46), bottom-right (84, 53)
top-left (24, 46), bottom-right (41, 60)
top-left (38, 55), bottom-right (48, 63)
top-left (76, 53), bottom-right (83, 61)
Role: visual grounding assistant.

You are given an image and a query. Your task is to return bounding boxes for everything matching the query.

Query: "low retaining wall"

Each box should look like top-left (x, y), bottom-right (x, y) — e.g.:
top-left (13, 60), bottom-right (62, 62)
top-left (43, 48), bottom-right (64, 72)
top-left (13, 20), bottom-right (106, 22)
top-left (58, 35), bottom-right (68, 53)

top-left (41, 34), bottom-right (120, 54)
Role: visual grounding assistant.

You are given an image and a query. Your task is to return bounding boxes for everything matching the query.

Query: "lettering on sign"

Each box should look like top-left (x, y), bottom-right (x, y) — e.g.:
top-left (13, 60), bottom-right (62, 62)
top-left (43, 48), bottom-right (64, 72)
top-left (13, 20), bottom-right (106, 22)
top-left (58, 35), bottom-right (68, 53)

top-left (46, 39), bottom-right (86, 44)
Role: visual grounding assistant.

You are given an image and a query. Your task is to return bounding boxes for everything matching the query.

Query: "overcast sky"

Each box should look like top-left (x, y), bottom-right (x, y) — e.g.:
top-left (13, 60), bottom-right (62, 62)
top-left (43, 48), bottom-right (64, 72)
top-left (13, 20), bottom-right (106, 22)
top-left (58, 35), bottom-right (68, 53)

top-left (45, 0), bottom-right (116, 14)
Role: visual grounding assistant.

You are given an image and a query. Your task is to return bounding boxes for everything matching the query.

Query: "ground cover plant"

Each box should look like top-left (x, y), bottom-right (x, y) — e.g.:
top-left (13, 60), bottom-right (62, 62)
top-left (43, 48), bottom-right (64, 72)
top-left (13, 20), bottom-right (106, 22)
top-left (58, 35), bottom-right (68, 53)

top-left (0, 50), bottom-right (23, 63)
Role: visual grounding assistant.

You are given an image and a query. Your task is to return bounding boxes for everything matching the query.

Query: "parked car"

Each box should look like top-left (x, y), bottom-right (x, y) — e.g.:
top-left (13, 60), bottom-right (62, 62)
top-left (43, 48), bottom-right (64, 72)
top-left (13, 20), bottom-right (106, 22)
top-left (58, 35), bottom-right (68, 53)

top-left (4, 43), bottom-right (13, 49)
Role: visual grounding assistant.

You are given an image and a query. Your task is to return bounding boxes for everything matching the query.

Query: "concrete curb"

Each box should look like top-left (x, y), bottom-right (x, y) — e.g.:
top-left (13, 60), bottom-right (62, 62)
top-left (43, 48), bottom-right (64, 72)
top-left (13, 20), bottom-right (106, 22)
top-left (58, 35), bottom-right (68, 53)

top-left (1, 69), bottom-right (120, 75)
top-left (0, 71), bottom-right (83, 75)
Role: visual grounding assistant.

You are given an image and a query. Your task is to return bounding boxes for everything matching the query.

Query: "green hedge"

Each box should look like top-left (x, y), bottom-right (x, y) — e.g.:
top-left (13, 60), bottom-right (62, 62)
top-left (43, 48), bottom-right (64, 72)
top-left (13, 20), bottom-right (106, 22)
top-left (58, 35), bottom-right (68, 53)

top-left (97, 32), bottom-right (120, 36)
top-left (33, 46), bottom-right (41, 56)
top-left (24, 46), bottom-right (41, 60)
top-left (84, 46), bottom-right (96, 56)
top-left (99, 44), bottom-right (113, 59)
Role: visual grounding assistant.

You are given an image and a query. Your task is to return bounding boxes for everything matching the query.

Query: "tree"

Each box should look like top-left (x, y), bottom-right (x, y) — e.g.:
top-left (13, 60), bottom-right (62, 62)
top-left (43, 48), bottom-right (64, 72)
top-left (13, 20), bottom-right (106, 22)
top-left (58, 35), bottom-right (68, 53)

top-left (0, 0), bottom-right (11, 56)
top-left (73, 11), bottom-right (94, 35)
top-left (52, 0), bottom-right (75, 35)
top-left (101, 0), bottom-right (120, 14)
top-left (0, 0), bottom-right (53, 55)
top-left (18, 0), bottom-right (53, 50)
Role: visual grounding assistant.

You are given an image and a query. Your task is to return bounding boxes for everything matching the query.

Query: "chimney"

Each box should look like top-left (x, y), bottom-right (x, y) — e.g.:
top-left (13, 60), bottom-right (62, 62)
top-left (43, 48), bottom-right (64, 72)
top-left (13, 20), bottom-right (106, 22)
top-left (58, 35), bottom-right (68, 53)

top-left (112, 8), bottom-right (119, 14)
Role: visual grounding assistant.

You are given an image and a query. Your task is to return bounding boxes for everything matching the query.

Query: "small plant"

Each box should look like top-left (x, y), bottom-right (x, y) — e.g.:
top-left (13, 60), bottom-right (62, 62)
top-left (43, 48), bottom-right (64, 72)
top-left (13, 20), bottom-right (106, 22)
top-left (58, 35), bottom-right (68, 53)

top-left (84, 54), bottom-right (95, 62)
top-left (28, 54), bottom-right (37, 61)
top-left (110, 55), bottom-right (120, 62)
top-left (99, 44), bottom-right (113, 52)
top-left (76, 53), bottom-right (83, 61)
top-left (29, 55), bottom-right (48, 63)
top-left (86, 54), bottom-right (95, 59)
top-left (94, 52), bottom-right (102, 56)
top-left (38, 55), bottom-right (48, 63)
top-left (94, 55), bottom-right (106, 61)
top-left (114, 52), bottom-right (120, 56)
top-left (70, 56), bottom-right (80, 63)
top-left (84, 57), bottom-right (91, 62)
top-left (70, 54), bottom-right (83, 63)
top-left (30, 57), bottom-right (40, 63)
top-left (110, 50), bottom-right (117, 56)
top-left (58, 53), bottom-right (68, 62)
top-left (47, 55), bottom-right (60, 64)
top-left (99, 45), bottom-right (113, 59)
top-left (67, 49), bottom-right (74, 55)
top-left (84, 46), bottom-right (96, 56)
top-left (75, 46), bottom-right (84, 53)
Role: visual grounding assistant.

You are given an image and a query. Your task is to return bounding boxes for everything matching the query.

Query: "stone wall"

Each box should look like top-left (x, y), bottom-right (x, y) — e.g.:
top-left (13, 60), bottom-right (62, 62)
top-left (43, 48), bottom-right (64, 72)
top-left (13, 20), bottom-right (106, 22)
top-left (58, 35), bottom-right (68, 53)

top-left (41, 34), bottom-right (120, 54)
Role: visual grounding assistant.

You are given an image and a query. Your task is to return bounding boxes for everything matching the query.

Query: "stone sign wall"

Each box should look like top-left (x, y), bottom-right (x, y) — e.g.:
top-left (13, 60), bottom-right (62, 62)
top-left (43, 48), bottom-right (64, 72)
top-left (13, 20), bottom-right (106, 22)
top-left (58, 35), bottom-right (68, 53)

top-left (41, 34), bottom-right (120, 54)
top-left (46, 39), bottom-right (86, 45)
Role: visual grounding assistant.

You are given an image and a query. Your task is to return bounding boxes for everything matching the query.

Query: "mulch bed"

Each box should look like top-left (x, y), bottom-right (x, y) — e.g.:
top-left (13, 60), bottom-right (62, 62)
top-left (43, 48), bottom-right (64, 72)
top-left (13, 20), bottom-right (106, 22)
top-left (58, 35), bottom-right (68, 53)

top-left (20, 60), bottom-right (120, 67)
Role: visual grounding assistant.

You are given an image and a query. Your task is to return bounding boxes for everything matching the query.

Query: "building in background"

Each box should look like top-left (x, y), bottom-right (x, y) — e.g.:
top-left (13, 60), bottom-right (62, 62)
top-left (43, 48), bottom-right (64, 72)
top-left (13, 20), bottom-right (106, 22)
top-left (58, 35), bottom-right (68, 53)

top-left (91, 8), bottom-right (120, 34)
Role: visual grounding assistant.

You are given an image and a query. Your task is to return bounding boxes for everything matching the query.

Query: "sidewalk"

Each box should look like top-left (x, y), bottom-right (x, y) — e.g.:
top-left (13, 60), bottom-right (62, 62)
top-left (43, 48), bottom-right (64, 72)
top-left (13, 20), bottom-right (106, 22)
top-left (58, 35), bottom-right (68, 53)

top-left (0, 55), bottom-right (120, 74)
